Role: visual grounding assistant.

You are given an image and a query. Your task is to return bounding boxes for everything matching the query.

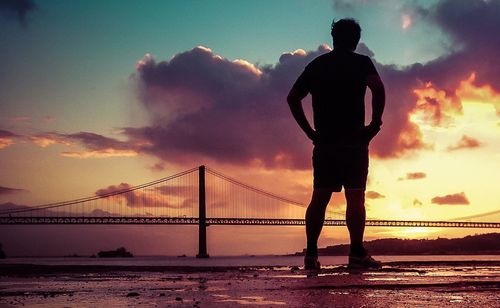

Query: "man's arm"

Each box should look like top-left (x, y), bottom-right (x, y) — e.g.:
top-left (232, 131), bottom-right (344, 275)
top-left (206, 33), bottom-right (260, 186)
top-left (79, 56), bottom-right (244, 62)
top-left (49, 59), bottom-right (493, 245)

top-left (287, 88), bottom-right (316, 141)
top-left (365, 75), bottom-right (385, 139)
top-left (367, 74), bottom-right (385, 126)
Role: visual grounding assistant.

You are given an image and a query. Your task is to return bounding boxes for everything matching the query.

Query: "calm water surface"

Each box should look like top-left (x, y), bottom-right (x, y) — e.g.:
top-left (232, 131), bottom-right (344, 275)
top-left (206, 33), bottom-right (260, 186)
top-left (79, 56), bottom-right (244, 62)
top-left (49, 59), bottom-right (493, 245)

top-left (1, 255), bottom-right (499, 267)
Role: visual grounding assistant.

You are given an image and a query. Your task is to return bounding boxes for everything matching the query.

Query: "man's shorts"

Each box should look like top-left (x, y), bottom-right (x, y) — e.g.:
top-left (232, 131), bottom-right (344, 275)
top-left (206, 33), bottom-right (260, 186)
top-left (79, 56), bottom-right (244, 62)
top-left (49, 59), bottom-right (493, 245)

top-left (312, 144), bottom-right (369, 192)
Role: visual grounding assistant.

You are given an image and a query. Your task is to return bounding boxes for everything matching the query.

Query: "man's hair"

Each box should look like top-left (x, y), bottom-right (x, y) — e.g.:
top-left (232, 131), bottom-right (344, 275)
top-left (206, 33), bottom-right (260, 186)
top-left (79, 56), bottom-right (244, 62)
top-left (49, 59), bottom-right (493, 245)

top-left (330, 18), bottom-right (361, 50)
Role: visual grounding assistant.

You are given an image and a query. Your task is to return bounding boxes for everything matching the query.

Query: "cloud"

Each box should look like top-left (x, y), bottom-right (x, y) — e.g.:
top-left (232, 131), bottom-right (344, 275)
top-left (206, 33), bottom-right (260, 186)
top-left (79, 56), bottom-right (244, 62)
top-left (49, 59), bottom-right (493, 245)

top-left (0, 129), bottom-right (19, 149)
top-left (431, 192), bottom-right (469, 205)
top-left (94, 183), bottom-right (194, 208)
top-left (128, 41), bottom-right (438, 167)
top-left (24, 0), bottom-right (500, 170)
top-left (0, 0), bottom-right (36, 25)
top-left (447, 135), bottom-right (481, 151)
top-left (126, 1), bottom-right (500, 167)
top-left (156, 185), bottom-right (193, 196)
top-left (31, 132), bottom-right (142, 158)
top-left (129, 45), bottom-right (333, 169)
top-left (399, 172), bottom-right (426, 181)
top-left (0, 186), bottom-right (25, 195)
top-left (365, 191), bottom-right (385, 199)
top-left (95, 183), bottom-right (152, 207)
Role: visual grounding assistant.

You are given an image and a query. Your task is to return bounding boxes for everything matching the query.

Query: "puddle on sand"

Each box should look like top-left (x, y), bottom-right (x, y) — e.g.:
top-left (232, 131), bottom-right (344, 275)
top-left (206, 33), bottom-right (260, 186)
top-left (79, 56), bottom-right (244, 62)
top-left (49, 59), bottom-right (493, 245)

top-left (213, 294), bottom-right (286, 305)
top-left (364, 277), bottom-right (407, 281)
top-left (272, 274), bottom-right (308, 279)
top-left (329, 291), bottom-right (350, 295)
top-left (448, 295), bottom-right (464, 303)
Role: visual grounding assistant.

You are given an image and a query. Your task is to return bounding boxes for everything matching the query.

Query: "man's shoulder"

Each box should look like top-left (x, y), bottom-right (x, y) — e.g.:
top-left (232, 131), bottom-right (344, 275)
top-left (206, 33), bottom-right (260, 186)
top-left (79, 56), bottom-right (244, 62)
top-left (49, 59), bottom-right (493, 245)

top-left (308, 51), bottom-right (371, 66)
top-left (308, 52), bottom-right (332, 66)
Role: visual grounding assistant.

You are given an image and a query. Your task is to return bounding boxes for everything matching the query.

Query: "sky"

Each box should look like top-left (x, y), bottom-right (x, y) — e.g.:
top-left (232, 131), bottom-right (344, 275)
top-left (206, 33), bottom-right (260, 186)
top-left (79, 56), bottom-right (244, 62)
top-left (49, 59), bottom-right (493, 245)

top-left (0, 0), bottom-right (499, 256)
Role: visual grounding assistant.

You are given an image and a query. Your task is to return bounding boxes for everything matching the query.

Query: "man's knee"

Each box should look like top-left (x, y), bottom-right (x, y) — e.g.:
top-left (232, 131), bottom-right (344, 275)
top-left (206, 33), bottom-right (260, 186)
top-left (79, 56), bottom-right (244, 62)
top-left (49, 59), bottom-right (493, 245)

top-left (345, 189), bottom-right (365, 206)
top-left (308, 189), bottom-right (332, 208)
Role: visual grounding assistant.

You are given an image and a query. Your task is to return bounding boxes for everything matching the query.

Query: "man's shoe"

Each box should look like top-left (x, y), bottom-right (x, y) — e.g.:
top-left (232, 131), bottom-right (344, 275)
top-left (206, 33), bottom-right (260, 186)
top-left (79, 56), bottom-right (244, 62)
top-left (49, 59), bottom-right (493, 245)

top-left (304, 255), bottom-right (321, 270)
top-left (348, 253), bottom-right (382, 269)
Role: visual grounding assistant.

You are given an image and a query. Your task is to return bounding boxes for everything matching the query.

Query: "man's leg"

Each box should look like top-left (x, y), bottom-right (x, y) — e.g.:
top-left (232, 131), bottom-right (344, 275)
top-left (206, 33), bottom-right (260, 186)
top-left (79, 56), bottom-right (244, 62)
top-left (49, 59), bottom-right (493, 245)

top-left (305, 188), bottom-right (333, 256)
top-left (345, 189), bottom-right (366, 256)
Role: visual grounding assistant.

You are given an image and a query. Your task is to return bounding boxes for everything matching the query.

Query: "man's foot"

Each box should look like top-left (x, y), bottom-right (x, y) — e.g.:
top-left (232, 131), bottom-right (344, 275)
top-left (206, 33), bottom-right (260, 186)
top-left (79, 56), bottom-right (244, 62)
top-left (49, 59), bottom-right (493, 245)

top-left (304, 255), bottom-right (321, 270)
top-left (348, 252), bottom-right (382, 269)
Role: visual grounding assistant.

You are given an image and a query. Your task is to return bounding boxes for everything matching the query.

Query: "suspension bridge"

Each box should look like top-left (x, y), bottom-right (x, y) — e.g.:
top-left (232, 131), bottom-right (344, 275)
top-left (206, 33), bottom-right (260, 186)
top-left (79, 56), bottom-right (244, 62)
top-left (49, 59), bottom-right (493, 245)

top-left (1, 166), bottom-right (498, 257)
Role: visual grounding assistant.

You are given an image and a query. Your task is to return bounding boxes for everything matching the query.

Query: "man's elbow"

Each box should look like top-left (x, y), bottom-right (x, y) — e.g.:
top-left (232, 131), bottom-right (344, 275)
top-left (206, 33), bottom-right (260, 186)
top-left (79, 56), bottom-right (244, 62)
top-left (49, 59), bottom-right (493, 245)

top-left (287, 94), bottom-right (300, 107)
top-left (372, 83), bottom-right (385, 100)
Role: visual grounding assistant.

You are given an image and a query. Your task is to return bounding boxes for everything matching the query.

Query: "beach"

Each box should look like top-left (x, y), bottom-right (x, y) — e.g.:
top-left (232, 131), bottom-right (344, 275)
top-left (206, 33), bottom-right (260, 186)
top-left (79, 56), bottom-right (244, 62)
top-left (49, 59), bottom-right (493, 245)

top-left (1, 256), bottom-right (499, 307)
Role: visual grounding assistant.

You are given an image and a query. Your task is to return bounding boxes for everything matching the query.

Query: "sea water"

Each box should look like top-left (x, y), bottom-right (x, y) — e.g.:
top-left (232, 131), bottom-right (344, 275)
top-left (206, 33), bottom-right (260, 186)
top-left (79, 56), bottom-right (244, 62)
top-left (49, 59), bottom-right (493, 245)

top-left (1, 255), bottom-right (499, 267)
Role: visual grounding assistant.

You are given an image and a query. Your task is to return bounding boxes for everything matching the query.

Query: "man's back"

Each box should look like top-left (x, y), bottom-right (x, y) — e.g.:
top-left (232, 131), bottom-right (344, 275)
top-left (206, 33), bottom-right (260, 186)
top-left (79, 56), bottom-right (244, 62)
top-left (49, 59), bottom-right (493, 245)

top-left (287, 18), bottom-right (385, 271)
top-left (293, 49), bottom-right (378, 145)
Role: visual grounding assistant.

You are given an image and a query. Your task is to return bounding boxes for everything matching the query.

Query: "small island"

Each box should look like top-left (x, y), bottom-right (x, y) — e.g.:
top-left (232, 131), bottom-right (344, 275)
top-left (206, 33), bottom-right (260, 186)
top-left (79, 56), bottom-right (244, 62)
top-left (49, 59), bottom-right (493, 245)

top-left (97, 247), bottom-right (133, 258)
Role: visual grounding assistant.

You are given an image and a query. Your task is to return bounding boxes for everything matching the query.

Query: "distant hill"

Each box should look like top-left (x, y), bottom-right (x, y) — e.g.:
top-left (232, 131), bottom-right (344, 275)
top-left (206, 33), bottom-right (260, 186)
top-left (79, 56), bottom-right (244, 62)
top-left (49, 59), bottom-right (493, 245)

top-left (294, 233), bottom-right (500, 256)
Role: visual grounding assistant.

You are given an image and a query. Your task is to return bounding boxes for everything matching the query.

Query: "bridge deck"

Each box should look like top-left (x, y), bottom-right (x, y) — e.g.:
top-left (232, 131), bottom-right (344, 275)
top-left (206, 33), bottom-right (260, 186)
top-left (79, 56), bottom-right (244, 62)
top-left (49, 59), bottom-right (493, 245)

top-left (0, 217), bottom-right (498, 228)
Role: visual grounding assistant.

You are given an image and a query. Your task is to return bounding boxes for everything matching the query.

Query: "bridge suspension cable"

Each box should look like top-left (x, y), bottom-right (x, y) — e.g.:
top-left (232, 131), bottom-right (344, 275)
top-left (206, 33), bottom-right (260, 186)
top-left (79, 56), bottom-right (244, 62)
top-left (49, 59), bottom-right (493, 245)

top-left (0, 165), bottom-right (498, 228)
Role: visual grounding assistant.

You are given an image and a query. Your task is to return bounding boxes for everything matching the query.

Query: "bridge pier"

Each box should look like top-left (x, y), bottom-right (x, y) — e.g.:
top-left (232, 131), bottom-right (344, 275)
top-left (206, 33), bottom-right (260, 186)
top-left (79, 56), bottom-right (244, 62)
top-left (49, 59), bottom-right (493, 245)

top-left (196, 165), bottom-right (209, 258)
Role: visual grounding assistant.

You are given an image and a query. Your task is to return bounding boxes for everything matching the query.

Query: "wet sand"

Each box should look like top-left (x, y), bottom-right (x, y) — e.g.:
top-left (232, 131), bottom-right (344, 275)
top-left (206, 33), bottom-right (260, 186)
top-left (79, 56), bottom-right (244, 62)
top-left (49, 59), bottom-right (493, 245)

top-left (1, 261), bottom-right (499, 307)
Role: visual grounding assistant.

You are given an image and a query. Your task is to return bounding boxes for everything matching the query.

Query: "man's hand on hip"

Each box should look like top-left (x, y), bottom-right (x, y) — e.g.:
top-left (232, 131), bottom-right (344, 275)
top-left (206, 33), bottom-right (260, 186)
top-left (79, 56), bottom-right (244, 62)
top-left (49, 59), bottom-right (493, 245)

top-left (363, 121), bottom-right (382, 142)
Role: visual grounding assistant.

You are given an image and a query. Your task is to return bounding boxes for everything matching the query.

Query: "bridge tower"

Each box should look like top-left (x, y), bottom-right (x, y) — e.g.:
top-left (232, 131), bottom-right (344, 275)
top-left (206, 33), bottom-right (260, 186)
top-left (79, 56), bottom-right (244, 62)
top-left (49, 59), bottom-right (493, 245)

top-left (196, 165), bottom-right (210, 258)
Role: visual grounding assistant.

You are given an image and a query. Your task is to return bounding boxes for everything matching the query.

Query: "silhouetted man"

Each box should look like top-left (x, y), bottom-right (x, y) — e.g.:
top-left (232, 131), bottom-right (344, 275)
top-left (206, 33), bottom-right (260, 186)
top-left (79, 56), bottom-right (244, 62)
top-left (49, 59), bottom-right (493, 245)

top-left (287, 19), bottom-right (385, 270)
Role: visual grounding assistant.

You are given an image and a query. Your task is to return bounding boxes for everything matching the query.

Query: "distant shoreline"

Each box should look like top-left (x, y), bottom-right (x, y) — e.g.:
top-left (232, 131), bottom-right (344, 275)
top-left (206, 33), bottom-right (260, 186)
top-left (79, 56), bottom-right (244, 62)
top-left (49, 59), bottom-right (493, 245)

top-left (292, 233), bottom-right (500, 256)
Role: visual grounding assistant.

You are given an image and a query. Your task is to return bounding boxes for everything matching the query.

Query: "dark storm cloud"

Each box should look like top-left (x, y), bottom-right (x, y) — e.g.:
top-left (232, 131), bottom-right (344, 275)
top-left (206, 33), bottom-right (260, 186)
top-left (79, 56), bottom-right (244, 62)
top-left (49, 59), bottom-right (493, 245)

top-left (0, 0), bottom-right (36, 25)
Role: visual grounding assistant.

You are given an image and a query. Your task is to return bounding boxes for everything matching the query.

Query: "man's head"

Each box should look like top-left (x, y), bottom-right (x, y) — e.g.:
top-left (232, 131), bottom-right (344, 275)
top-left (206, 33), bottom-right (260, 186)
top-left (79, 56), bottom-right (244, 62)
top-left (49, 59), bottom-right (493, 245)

top-left (330, 18), bottom-right (361, 51)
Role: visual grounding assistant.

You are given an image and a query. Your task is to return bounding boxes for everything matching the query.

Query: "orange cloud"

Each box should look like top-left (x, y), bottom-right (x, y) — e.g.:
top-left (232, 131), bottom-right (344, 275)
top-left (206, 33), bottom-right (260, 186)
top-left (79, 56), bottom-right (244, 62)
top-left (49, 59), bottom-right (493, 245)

top-left (399, 172), bottom-right (427, 181)
top-left (431, 192), bottom-right (469, 205)
top-left (456, 72), bottom-right (500, 114)
top-left (366, 191), bottom-right (385, 199)
top-left (0, 130), bottom-right (19, 149)
top-left (61, 149), bottom-right (138, 158)
top-left (401, 14), bottom-right (411, 30)
top-left (447, 135), bottom-right (481, 151)
top-left (412, 81), bottom-right (462, 126)
top-left (30, 134), bottom-right (73, 147)
top-left (31, 132), bottom-right (146, 159)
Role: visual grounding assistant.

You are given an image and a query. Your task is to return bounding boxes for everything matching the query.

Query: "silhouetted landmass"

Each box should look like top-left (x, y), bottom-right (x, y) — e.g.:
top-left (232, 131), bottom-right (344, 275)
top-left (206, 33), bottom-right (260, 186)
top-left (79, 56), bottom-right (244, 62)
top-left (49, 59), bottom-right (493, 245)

top-left (97, 247), bottom-right (133, 258)
top-left (0, 243), bottom-right (5, 259)
top-left (294, 233), bottom-right (500, 256)
top-left (64, 254), bottom-right (84, 258)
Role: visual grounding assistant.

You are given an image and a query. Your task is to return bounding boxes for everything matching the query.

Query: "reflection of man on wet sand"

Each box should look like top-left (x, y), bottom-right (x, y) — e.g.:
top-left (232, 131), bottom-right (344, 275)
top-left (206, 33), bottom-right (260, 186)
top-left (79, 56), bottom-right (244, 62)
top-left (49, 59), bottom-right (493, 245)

top-left (287, 19), bottom-right (385, 270)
